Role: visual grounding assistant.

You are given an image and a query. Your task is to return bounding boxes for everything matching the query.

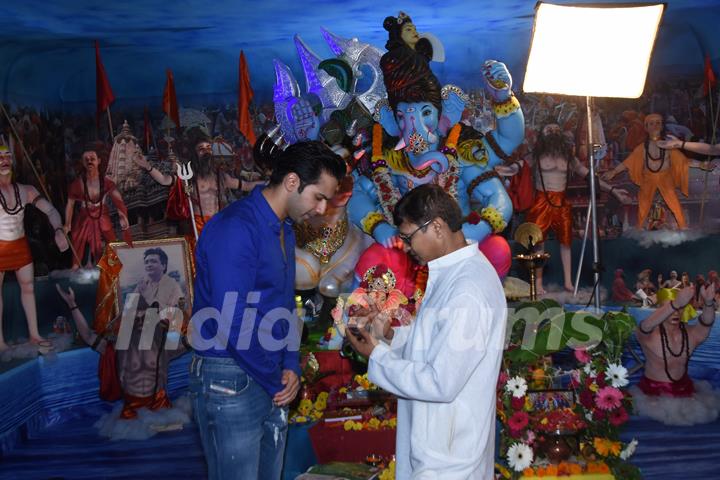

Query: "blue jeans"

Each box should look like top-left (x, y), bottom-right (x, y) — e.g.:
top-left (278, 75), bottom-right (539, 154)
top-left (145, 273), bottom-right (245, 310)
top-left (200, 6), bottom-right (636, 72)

top-left (189, 354), bottom-right (289, 480)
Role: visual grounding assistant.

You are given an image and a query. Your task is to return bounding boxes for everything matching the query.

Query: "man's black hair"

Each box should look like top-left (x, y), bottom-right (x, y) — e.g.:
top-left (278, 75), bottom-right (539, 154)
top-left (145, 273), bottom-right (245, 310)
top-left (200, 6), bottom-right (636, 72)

top-left (393, 184), bottom-right (463, 232)
top-left (268, 140), bottom-right (345, 192)
top-left (144, 247), bottom-right (168, 273)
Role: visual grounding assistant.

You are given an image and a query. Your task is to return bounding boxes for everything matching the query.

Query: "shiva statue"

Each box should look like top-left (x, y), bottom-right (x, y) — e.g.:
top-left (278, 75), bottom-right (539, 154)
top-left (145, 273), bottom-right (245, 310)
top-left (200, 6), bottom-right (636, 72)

top-left (347, 12), bottom-right (525, 277)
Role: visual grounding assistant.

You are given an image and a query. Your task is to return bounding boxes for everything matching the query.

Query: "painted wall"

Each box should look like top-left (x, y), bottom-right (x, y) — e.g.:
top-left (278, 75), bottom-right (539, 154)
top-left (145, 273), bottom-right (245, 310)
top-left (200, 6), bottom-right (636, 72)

top-left (1, 1), bottom-right (719, 109)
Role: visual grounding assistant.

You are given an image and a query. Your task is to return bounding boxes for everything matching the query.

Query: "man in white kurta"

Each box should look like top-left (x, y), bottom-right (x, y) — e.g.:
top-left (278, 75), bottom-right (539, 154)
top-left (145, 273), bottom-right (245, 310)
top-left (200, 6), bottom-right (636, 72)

top-left (348, 184), bottom-right (507, 479)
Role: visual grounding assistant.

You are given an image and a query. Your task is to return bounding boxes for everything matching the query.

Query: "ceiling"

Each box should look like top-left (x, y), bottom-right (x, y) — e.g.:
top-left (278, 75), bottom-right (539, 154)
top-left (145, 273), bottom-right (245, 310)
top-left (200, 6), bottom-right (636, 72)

top-left (1, 0), bottom-right (719, 110)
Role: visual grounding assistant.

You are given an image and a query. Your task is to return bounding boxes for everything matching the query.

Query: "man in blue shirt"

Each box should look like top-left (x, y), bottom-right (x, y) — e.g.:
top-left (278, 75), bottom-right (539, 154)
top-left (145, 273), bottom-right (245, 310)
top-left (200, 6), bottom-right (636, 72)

top-left (189, 140), bottom-right (345, 480)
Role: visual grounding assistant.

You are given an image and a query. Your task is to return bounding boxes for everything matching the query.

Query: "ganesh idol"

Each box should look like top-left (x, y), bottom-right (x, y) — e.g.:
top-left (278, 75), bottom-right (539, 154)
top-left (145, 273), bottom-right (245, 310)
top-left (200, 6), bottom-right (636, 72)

top-left (347, 12), bottom-right (524, 278)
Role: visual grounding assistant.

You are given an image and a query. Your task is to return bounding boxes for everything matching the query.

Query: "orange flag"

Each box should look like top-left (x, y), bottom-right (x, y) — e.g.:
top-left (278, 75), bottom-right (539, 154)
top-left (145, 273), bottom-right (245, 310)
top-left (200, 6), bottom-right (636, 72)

top-left (95, 41), bottom-right (115, 116)
top-left (162, 69), bottom-right (181, 128)
top-left (238, 51), bottom-right (257, 145)
top-left (703, 54), bottom-right (717, 97)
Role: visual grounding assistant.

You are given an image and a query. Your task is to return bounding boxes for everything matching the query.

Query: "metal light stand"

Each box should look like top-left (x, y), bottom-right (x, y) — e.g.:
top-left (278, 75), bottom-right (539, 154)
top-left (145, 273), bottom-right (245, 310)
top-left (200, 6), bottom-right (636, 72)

top-left (573, 97), bottom-right (602, 311)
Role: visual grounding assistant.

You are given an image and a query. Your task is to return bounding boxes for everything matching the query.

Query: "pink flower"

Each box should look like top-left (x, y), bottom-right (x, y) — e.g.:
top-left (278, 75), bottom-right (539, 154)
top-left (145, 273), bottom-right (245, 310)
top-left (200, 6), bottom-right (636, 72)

top-left (574, 348), bottom-right (591, 363)
top-left (498, 372), bottom-right (509, 388)
top-left (595, 386), bottom-right (624, 411)
top-left (525, 430), bottom-right (536, 445)
top-left (609, 407), bottom-right (629, 426)
top-left (508, 411), bottom-right (530, 432)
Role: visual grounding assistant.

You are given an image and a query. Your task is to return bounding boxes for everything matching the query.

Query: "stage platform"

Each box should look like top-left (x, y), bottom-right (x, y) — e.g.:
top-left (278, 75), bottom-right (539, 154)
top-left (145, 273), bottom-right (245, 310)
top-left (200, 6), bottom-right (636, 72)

top-left (0, 308), bottom-right (718, 479)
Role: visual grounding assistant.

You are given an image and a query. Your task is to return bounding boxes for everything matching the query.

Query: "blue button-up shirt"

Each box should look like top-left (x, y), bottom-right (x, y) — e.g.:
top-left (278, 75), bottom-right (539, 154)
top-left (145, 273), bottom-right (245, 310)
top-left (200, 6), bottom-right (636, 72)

top-left (191, 186), bottom-right (300, 396)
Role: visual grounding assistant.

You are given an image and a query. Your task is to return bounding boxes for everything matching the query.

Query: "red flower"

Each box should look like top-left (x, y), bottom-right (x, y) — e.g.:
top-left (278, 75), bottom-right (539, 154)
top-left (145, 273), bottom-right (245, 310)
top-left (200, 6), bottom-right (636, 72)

top-left (509, 427), bottom-right (524, 438)
top-left (511, 396), bottom-right (525, 411)
top-left (466, 211), bottom-right (482, 225)
top-left (508, 411), bottom-right (530, 432)
top-left (596, 373), bottom-right (607, 388)
top-left (593, 409), bottom-right (607, 421)
top-left (609, 407), bottom-right (629, 426)
top-left (579, 390), bottom-right (594, 409)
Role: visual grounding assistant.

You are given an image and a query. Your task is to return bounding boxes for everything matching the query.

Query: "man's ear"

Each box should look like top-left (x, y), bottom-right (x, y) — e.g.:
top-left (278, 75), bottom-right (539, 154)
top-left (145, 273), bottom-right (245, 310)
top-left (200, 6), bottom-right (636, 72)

top-left (283, 172), bottom-right (300, 192)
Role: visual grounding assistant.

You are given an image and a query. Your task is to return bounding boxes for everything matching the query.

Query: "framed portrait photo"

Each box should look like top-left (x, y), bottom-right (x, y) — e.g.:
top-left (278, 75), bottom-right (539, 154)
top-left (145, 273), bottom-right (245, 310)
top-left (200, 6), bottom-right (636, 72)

top-left (527, 389), bottom-right (576, 412)
top-left (109, 237), bottom-right (193, 327)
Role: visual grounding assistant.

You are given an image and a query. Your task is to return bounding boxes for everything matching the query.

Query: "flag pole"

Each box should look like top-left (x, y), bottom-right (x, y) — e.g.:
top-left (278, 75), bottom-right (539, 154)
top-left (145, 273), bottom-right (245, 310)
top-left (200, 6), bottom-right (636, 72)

top-left (106, 105), bottom-right (114, 142)
top-left (699, 81), bottom-right (718, 227)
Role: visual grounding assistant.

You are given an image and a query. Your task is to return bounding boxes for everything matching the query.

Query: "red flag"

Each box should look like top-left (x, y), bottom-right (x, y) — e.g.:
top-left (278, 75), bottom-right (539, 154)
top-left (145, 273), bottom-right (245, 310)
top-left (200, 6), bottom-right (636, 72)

top-left (95, 41), bottom-right (115, 115)
top-left (143, 106), bottom-right (153, 151)
top-left (162, 69), bottom-right (181, 128)
top-left (703, 54), bottom-right (717, 97)
top-left (238, 51), bottom-right (257, 145)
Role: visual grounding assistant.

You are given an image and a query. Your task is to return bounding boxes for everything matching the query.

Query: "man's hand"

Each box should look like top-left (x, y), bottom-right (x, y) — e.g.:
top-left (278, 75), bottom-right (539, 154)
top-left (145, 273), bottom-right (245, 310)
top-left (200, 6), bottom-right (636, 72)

top-left (612, 187), bottom-right (632, 205)
top-left (656, 134), bottom-right (682, 150)
top-left (55, 284), bottom-right (76, 307)
top-left (675, 285), bottom-right (695, 308)
top-left (602, 170), bottom-right (617, 181)
top-left (700, 283), bottom-right (716, 305)
top-left (347, 323), bottom-right (379, 358)
top-left (495, 164), bottom-right (520, 177)
top-left (273, 369), bottom-right (300, 406)
top-left (54, 229), bottom-right (70, 252)
top-left (133, 151), bottom-right (151, 170)
top-left (349, 296), bottom-right (393, 342)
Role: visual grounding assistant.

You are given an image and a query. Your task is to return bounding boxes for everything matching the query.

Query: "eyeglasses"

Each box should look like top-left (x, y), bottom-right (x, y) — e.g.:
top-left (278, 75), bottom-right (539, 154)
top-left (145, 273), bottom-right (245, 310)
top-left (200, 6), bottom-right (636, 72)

top-left (398, 219), bottom-right (432, 245)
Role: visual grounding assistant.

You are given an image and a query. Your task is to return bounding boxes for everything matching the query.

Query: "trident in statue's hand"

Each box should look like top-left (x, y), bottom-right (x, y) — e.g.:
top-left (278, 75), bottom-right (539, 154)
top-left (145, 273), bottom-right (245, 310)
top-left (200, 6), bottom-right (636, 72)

top-left (177, 162), bottom-right (199, 241)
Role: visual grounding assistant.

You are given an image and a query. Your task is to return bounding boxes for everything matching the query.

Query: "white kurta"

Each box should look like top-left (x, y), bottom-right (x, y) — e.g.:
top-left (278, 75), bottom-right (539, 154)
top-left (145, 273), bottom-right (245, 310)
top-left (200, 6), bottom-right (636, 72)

top-left (368, 243), bottom-right (507, 479)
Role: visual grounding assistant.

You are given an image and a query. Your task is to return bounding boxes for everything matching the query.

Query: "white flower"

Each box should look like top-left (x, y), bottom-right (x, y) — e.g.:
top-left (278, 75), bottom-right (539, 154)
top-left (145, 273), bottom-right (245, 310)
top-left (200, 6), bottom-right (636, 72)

top-left (583, 363), bottom-right (597, 377)
top-left (606, 363), bottom-right (629, 388)
top-left (507, 442), bottom-right (534, 472)
top-left (505, 376), bottom-right (528, 398)
top-left (620, 439), bottom-right (638, 460)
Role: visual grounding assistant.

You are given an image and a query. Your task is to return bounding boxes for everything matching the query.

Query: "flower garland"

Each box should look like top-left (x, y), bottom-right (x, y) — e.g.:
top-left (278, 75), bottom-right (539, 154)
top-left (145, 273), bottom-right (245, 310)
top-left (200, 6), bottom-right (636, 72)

top-left (369, 122), bottom-right (463, 223)
top-left (370, 123), bottom-right (400, 224)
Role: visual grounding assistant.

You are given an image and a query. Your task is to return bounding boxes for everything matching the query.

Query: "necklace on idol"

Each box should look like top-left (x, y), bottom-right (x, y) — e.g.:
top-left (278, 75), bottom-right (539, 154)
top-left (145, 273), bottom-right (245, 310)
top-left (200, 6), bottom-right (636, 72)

top-left (644, 139), bottom-right (665, 173)
top-left (0, 182), bottom-right (24, 215)
top-left (659, 322), bottom-right (689, 382)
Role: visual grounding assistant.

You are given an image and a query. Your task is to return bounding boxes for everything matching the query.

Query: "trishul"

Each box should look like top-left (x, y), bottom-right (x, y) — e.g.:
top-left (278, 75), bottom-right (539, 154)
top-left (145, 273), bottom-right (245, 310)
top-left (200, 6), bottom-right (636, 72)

top-left (177, 162), bottom-right (199, 241)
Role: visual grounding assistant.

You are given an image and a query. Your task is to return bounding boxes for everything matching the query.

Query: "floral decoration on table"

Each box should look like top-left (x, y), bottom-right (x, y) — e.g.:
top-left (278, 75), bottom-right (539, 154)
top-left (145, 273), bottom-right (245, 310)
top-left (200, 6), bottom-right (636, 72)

top-left (289, 391), bottom-right (329, 424)
top-left (521, 460), bottom-right (612, 477)
top-left (496, 300), bottom-right (641, 480)
top-left (342, 414), bottom-right (397, 432)
top-left (378, 458), bottom-right (396, 480)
